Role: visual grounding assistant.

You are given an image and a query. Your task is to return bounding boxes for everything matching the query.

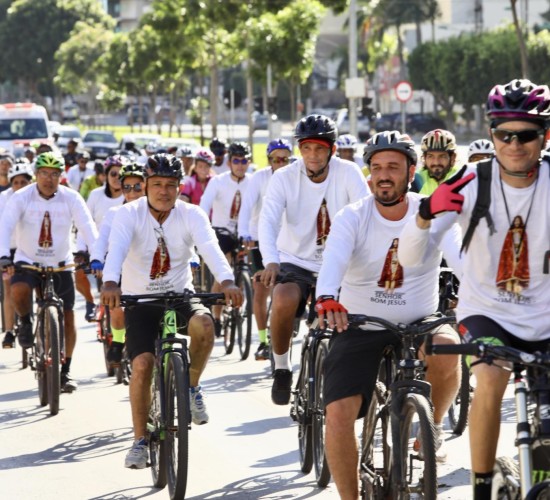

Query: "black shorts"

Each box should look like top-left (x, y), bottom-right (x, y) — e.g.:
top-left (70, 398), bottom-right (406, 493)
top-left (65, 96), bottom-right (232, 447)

top-left (11, 268), bottom-right (75, 311)
top-left (249, 246), bottom-right (264, 274)
top-left (216, 231), bottom-right (238, 256)
top-left (323, 327), bottom-right (400, 419)
top-left (124, 298), bottom-right (212, 360)
top-left (279, 262), bottom-right (317, 317)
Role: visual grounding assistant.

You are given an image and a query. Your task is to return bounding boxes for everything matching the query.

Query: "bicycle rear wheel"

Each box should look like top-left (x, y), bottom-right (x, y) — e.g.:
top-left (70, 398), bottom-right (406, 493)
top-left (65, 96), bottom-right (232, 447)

top-left (165, 353), bottom-right (190, 500)
top-left (312, 338), bottom-right (331, 488)
top-left (36, 314), bottom-right (48, 407)
top-left (148, 370), bottom-right (167, 489)
top-left (223, 307), bottom-right (235, 355)
top-left (100, 306), bottom-right (114, 377)
top-left (394, 393), bottom-right (437, 500)
top-left (44, 306), bottom-right (61, 416)
top-left (447, 356), bottom-right (471, 435)
top-left (236, 271), bottom-right (253, 360)
top-left (360, 383), bottom-right (391, 499)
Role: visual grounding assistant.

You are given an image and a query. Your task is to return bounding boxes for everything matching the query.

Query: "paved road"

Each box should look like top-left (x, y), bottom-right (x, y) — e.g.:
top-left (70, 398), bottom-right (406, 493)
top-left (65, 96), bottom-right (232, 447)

top-left (1, 292), bottom-right (517, 499)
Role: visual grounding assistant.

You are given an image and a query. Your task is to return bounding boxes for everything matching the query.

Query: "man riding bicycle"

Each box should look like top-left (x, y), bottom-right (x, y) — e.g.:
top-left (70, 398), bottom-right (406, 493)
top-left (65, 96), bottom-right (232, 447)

top-left (315, 131), bottom-right (462, 500)
top-left (258, 114), bottom-right (369, 405)
top-left (100, 153), bottom-right (242, 470)
top-left (399, 78), bottom-right (550, 500)
top-left (0, 151), bottom-right (98, 393)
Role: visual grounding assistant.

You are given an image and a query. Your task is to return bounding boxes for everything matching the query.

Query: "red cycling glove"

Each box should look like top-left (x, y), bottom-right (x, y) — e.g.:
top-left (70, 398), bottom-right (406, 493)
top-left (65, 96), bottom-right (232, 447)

top-left (315, 296), bottom-right (348, 315)
top-left (419, 165), bottom-right (476, 220)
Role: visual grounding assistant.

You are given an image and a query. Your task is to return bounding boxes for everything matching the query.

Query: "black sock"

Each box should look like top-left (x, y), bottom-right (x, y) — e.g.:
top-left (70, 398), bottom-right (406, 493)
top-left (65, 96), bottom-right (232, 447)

top-left (473, 471), bottom-right (493, 500)
top-left (21, 314), bottom-right (32, 324)
top-left (62, 357), bottom-right (72, 374)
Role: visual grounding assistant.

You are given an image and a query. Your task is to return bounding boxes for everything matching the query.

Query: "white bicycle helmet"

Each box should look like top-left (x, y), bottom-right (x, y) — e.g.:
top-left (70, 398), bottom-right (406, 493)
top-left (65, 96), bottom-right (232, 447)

top-left (467, 139), bottom-right (494, 161)
top-left (336, 134), bottom-right (358, 150)
top-left (8, 159), bottom-right (34, 182)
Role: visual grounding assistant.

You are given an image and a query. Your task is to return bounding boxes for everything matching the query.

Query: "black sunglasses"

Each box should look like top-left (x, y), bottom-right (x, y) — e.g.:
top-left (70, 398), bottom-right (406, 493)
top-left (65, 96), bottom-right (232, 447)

top-left (491, 128), bottom-right (545, 145)
top-left (122, 183), bottom-right (143, 193)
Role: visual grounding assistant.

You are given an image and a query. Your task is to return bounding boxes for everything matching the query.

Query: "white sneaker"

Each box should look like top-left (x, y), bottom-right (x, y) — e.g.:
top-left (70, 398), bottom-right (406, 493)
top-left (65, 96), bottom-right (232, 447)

top-left (414, 424), bottom-right (447, 463)
top-left (124, 437), bottom-right (148, 469)
top-left (190, 385), bottom-right (209, 425)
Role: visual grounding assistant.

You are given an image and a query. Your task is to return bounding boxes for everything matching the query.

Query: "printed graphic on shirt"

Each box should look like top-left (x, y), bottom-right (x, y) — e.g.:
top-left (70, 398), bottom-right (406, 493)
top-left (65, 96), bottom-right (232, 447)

top-left (316, 198), bottom-right (331, 246)
top-left (377, 238), bottom-right (403, 293)
top-left (496, 215), bottom-right (529, 296)
top-left (230, 190), bottom-right (241, 220)
top-left (149, 227), bottom-right (171, 280)
top-left (38, 211), bottom-right (53, 248)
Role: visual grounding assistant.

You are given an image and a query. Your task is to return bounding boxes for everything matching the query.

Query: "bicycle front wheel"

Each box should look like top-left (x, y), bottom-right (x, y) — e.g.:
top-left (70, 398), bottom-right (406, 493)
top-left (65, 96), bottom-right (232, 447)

top-left (312, 338), bottom-right (331, 488)
top-left (148, 370), bottom-right (167, 489)
top-left (526, 479), bottom-right (550, 500)
top-left (394, 393), bottom-right (437, 500)
top-left (44, 306), bottom-right (61, 416)
top-left (293, 343), bottom-right (313, 473)
top-left (165, 353), bottom-right (190, 500)
top-left (36, 315), bottom-right (48, 407)
top-left (236, 271), bottom-right (253, 360)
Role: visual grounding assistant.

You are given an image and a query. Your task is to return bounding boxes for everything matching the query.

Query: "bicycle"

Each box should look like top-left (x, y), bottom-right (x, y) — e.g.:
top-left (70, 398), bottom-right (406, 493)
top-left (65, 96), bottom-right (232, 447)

top-left (426, 338), bottom-right (550, 500)
top-left (213, 227), bottom-right (253, 360)
top-left (342, 313), bottom-right (455, 499)
top-left (17, 262), bottom-right (74, 416)
top-left (120, 290), bottom-right (225, 500)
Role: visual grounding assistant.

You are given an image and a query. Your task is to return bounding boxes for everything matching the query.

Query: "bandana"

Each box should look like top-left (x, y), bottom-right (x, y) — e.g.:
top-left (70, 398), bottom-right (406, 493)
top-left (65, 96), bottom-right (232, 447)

top-left (299, 138), bottom-right (332, 149)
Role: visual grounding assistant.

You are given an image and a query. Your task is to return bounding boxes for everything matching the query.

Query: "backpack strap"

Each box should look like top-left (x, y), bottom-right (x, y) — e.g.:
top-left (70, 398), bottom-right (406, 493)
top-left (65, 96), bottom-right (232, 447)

top-left (460, 159), bottom-right (496, 255)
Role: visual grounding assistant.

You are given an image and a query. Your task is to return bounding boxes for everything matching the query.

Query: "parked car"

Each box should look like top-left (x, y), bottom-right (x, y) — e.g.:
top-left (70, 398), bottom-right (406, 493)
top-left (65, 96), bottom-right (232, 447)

top-left (156, 137), bottom-right (200, 154)
top-left (372, 113), bottom-right (400, 132)
top-left (119, 133), bottom-right (162, 152)
top-left (82, 130), bottom-right (118, 159)
top-left (55, 125), bottom-right (82, 153)
top-left (61, 103), bottom-right (80, 123)
top-left (335, 108), bottom-right (372, 141)
top-left (393, 113), bottom-right (447, 134)
top-left (127, 104), bottom-right (149, 125)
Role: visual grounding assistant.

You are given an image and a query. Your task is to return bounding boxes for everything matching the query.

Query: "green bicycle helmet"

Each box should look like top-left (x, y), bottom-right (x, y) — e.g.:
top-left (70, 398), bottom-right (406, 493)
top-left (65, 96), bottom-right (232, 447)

top-left (119, 162), bottom-right (146, 181)
top-left (35, 151), bottom-right (65, 170)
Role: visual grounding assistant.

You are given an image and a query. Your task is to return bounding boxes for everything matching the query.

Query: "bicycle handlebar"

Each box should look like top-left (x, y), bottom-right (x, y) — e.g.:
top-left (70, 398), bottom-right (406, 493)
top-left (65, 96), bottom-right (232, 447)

top-left (120, 291), bottom-right (226, 307)
top-left (16, 263), bottom-right (76, 273)
top-left (347, 313), bottom-right (455, 337)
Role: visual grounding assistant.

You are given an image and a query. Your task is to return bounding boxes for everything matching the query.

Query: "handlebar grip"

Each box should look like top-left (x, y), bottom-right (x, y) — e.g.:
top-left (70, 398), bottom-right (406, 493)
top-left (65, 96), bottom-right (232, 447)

top-left (428, 342), bottom-right (480, 356)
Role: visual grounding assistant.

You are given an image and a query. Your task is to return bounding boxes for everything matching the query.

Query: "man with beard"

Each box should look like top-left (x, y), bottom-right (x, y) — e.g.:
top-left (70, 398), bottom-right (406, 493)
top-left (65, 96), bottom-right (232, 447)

top-left (315, 130), bottom-right (462, 499)
top-left (418, 129), bottom-right (460, 195)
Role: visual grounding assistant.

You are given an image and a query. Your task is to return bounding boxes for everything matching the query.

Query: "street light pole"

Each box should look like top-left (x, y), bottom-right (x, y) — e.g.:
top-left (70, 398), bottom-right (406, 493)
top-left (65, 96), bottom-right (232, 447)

top-left (348, 0), bottom-right (358, 137)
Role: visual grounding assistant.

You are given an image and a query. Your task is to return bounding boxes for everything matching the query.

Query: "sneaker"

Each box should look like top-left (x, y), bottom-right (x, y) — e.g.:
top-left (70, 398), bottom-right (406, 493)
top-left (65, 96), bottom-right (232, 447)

top-left (2, 331), bottom-right (15, 349)
top-left (17, 322), bottom-right (34, 349)
top-left (415, 424), bottom-right (447, 463)
top-left (85, 302), bottom-right (97, 322)
top-left (254, 342), bottom-right (270, 361)
top-left (271, 369), bottom-right (293, 405)
top-left (61, 373), bottom-right (78, 393)
top-left (213, 319), bottom-right (222, 338)
top-left (190, 385), bottom-right (209, 425)
top-left (107, 341), bottom-right (124, 364)
top-left (124, 437), bottom-right (149, 469)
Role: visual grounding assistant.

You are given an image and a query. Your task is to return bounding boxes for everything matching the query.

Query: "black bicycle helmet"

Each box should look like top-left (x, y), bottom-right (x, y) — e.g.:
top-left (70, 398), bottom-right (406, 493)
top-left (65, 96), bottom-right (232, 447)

top-left (294, 114), bottom-right (338, 144)
top-left (147, 153), bottom-right (183, 180)
top-left (209, 137), bottom-right (227, 155)
top-left (363, 130), bottom-right (418, 166)
top-left (228, 141), bottom-right (251, 158)
top-left (487, 78), bottom-right (550, 121)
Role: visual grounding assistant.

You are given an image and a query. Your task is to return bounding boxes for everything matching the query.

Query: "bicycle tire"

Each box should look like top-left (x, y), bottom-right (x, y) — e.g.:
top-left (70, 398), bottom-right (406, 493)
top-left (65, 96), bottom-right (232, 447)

top-left (165, 353), bottom-right (189, 500)
top-left (526, 480), bottom-right (550, 500)
top-left (236, 271), bottom-right (253, 360)
top-left (36, 311), bottom-right (48, 407)
top-left (492, 456), bottom-right (520, 500)
top-left (360, 382), bottom-right (391, 499)
top-left (223, 307), bottom-right (235, 355)
top-left (293, 341), bottom-right (313, 473)
top-left (447, 356), bottom-right (470, 435)
top-left (148, 370), bottom-right (167, 489)
top-left (394, 393), bottom-right (437, 500)
top-left (122, 345), bottom-right (132, 386)
top-left (312, 338), bottom-right (331, 488)
top-left (45, 306), bottom-right (61, 416)
top-left (100, 307), bottom-right (114, 377)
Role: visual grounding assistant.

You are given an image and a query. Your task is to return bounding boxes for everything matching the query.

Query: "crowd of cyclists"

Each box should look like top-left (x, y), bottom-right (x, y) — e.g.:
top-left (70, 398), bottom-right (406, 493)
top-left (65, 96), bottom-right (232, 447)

top-left (1, 76), bottom-right (550, 499)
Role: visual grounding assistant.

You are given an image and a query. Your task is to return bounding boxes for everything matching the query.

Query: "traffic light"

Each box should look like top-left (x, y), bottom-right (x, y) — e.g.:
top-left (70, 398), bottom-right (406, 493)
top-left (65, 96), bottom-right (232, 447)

top-left (253, 96), bottom-right (263, 114)
top-left (361, 97), bottom-right (374, 118)
top-left (267, 96), bottom-right (278, 114)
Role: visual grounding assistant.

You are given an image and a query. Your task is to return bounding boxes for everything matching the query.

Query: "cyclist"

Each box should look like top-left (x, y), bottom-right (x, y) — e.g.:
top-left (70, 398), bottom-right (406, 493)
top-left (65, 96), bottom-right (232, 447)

top-left (238, 138), bottom-right (292, 360)
top-left (0, 154), bottom-right (13, 192)
top-left (176, 146), bottom-right (195, 176)
top-left (1, 159), bottom-right (34, 348)
top-left (63, 139), bottom-right (80, 169)
top-left (259, 114), bottom-right (369, 405)
top-left (100, 153), bottom-right (242, 469)
top-left (79, 161), bottom-right (105, 201)
top-left (336, 133), bottom-right (363, 167)
top-left (398, 78), bottom-right (550, 500)
top-left (315, 130), bottom-right (462, 499)
top-left (66, 151), bottom-right (93, 191)
top-left (0, 152), bottom-right (98, 392)
top-left (200, 141), bottom-right (251, 335)
top-left (90, 162), bottom-right (146, 365)
top-left (209, 137), bottom-right (230, 175)
top-left (179, 148), bottom-right (214, 205)
top-left (418, 129), bottom-right (460, 195)
top-left (467, 138), bottom-right (495, 163)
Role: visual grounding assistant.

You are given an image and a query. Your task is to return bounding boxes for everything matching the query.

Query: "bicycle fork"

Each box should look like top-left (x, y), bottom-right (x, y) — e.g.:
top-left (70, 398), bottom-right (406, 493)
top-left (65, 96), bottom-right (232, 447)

top-left (514, 368), bottom-right (533, 496)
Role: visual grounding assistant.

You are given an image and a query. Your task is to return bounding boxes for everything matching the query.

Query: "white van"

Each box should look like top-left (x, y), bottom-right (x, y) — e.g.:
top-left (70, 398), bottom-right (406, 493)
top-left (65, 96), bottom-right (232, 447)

top-left (0, 102), bottom-right (51, 155)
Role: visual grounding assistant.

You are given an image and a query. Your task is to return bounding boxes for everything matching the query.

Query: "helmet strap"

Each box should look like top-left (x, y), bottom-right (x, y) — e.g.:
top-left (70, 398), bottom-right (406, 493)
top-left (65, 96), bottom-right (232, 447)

top-left (147, 200), bottom-right (173, 223)
top-left (374, 185), bottom-right (409, 207)
top-left (497, 157), bottom-right (540, 178)
top-left (306, 150), bottom-right (333, 180)
top-left (36, 185), bottom-right (57, 200)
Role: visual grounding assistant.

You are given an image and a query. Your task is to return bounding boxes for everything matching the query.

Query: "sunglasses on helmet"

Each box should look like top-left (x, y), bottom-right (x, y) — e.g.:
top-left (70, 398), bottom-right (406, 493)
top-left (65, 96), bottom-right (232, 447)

top-left (491, 128), bottom-right (545, 145)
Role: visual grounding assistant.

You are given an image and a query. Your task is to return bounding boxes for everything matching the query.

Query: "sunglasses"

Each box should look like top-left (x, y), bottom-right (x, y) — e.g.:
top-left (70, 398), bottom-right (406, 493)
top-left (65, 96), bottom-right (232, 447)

top-left (491, 128), bottom-right (545, 145)
top-left (231, 157), bottom-right (249, 165)
top-left (122, 183), bottom-right (143, 193)
top-left (268, 156), bottom-right (290, 165)
top-left (109, 171), bottom-right (120, 177)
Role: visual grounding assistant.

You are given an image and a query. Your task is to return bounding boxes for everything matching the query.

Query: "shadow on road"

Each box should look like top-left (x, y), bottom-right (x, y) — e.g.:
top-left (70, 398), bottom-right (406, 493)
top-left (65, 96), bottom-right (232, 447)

top-left (226, 416), bottom-right (294, 437)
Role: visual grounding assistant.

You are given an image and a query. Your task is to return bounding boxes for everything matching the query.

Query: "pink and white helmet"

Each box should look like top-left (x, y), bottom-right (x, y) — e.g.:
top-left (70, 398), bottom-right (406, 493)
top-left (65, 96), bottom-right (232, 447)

top-left (194, 148), bottom-right (214, 166)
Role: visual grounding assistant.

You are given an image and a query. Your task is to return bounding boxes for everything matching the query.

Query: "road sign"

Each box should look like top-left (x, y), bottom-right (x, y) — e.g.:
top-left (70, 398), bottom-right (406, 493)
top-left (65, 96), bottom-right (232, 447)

top-left (345, 77), bottom-right (366, 99)
top-left (395, 81), bottom-right (413, 103)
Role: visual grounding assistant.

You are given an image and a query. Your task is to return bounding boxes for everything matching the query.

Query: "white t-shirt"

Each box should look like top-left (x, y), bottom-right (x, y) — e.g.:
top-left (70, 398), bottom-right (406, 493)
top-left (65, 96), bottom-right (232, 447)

top-left (66, 164), bottom-right (94, 191)
top-left (102, 197), bottom-right (234, 295)
top-left (199, 171), bottom-right (250, 233)
top-left (211, 154), bottom-right (230, 175)
top-left (0, 188), bottom-right (17, 248)
top-left (86, 186), bottom-right (124, 227)
top-left (0, 184), bottom-right (98, 265)
top-left (90, 204), bottom-right (120, 263)
top-left (238, 167), bottom-right (273, 240)
top-left (259, 156), bottom-right (369, 272)
top-left (399, 159), bottom-right (550, 342)
top-left (317, 193), bottom-right (461, 325)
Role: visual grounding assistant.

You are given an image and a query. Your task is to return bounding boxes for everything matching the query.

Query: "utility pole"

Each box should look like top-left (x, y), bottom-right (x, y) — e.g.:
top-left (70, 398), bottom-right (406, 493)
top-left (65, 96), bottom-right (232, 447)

top-left (348, 0), bottom-right (358, 137)
top-left (474, 0), bottom-right (483, 33)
